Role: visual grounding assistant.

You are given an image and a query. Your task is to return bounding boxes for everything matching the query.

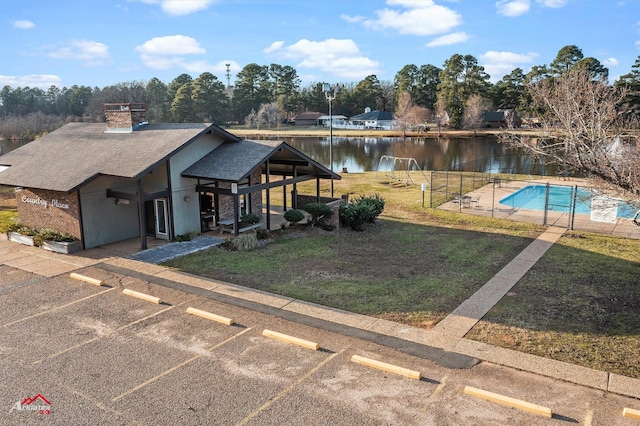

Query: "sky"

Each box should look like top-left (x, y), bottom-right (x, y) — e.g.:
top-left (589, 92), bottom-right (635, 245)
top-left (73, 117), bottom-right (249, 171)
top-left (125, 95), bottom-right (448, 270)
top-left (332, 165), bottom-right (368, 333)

top-left (1, 0), bottom-right (639, 90)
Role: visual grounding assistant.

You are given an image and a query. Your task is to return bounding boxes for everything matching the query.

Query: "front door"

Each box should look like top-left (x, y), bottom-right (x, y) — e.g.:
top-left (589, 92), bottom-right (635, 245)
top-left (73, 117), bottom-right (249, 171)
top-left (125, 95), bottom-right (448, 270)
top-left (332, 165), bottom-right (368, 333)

top-left (154, 198), bottom-right (169, 240)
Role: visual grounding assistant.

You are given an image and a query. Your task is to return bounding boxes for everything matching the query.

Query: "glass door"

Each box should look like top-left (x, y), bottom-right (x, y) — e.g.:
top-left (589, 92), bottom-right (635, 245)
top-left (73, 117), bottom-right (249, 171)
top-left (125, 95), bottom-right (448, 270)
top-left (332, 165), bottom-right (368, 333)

top-left (154, 198), bottom-right (169, 240)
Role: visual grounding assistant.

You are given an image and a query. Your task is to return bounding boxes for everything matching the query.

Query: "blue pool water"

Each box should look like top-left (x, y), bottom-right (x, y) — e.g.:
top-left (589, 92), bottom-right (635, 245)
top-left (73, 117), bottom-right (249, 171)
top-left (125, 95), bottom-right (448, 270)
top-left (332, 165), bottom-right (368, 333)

top-left (499, 185), bottom-right (637, 218)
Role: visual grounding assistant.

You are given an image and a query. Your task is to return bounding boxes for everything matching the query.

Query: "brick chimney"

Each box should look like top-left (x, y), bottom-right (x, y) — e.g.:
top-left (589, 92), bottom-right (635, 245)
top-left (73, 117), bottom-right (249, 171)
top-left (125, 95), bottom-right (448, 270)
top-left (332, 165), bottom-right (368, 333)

top-left (104, 103), bottom-right (148, 133)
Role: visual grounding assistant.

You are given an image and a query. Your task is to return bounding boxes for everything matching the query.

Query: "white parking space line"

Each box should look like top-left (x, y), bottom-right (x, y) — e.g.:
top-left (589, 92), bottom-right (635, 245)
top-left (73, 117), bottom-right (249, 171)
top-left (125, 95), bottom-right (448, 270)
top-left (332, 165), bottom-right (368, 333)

top-left (111, 327), bottom-right (253, 403)
top-left (1, 287), bottom-right (116, 328)
top-left (0, 277), bottom-right (46, 294)
top-left (422, 374), bottom-right (448, 412)
top-left (236, 349), bottom-right (345, 426)
top-left (583, 409), bottom-right (594, 425)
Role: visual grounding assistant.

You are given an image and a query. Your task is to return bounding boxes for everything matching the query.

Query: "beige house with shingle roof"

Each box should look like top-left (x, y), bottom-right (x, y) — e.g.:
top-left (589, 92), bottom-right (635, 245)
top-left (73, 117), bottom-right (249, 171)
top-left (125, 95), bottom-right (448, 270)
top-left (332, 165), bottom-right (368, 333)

top-left (0, 103), bottom-right (339, 250)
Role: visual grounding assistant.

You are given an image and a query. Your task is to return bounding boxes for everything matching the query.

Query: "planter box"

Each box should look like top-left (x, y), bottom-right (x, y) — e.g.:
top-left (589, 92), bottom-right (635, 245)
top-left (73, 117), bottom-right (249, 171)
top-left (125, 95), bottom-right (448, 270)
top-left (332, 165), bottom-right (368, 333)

top-left (42, 240), bottom-right (83, 254)
top-left (6, 231), bottom-right (35, 246)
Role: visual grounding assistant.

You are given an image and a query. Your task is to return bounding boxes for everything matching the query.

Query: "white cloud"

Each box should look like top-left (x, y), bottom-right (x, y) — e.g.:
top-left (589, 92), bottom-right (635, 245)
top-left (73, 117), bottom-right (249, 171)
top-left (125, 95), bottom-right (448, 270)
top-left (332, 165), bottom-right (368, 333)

top-left (135, 0), bottom-right (217, 16)
top-left (46, 40), bottom-right (110, 65)
top-left (480, 50), bottom-right (539, 81)
top-left (603, 57), bottom-right (619, 67)
top-left (536, 0), bottom-right (568, 7)
top-left (496, 0), bottom-right (530, 17)
top-left (134, 35), bottom-right (229, 73)
top-left (497, 0), bottom-right (567, 17)
top-left (136, 35), bottom-right (206, 56)
top-left (13, 20), bottom-right (35, 29)
top-left (426, 32), bottom-right (470, 47)
top-left (636, 40), bottom-right (640, 49)
top-left (263, 41), bottom-right (284, 54)
top-left (340, 14), bottom-right (365, 24)
top-left (265, 38), bottom-right (381, 80)
top-left (361, 0), bottom-right (462, 36)
top-left (0, 74), bottom-right (62, 89)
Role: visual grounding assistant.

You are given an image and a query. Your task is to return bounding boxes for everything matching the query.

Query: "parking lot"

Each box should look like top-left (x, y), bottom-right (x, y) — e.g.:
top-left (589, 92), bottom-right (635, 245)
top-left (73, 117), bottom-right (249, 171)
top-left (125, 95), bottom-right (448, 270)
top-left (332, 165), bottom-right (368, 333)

top-left (1, 261), bottom-right (639, 425)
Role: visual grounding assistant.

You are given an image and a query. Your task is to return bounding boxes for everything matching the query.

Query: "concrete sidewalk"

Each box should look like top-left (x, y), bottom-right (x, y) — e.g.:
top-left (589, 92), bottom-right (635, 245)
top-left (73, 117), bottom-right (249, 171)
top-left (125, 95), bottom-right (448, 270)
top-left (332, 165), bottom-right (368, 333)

top-left (429, 226), bottom-right (567, 350)
top-left (1, 228), bottom-right (639, 400)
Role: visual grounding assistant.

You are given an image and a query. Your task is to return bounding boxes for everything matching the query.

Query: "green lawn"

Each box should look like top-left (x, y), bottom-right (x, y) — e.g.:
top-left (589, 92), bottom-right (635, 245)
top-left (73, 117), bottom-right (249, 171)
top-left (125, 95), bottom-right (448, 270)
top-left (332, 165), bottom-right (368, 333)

top-left (163, 171), bottom-right (640, 378)
top-left (466, 232), bottom-right (640, 378)
top-left (166, 219), bottom-right (541, 326)
top-left (0, 207), bottom-right (17, 232)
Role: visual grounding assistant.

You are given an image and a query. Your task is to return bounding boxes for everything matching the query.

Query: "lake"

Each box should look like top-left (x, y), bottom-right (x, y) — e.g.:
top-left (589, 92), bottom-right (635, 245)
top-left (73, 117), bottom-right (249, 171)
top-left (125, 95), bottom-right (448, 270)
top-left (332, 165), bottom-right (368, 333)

top-left (1, 135), bottom-right (558, 176)
top-left (279, 136), bottom-right (557, 175)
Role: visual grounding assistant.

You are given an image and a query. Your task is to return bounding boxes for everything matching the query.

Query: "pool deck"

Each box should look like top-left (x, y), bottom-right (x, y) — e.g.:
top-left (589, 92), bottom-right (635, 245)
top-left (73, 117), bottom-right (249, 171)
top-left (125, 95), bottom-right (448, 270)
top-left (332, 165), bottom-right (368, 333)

top-left (438, 177), bottom-right (640, 239)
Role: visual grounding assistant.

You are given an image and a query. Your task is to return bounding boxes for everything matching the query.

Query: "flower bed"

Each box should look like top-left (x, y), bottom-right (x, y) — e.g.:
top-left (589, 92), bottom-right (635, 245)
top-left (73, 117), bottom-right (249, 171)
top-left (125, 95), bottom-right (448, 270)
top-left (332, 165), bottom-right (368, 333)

top-left (6, 224), bottom-right (81, 253)
top-left (7, 231), bottom-right (35, 246)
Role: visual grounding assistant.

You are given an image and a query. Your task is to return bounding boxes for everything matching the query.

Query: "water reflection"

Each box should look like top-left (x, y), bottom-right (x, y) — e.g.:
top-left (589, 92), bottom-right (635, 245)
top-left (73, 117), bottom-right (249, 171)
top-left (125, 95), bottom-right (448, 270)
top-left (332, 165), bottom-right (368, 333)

top-left (283, 136), bottom-right (557, 175)
top-left (1, 135), bottom-right (557, 176)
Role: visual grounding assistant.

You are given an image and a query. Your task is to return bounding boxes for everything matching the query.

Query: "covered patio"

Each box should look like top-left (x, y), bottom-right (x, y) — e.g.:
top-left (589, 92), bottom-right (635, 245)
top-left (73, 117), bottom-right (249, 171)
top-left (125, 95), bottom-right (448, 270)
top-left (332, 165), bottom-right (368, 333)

top-left (182, 139), bottom-right (341, 235)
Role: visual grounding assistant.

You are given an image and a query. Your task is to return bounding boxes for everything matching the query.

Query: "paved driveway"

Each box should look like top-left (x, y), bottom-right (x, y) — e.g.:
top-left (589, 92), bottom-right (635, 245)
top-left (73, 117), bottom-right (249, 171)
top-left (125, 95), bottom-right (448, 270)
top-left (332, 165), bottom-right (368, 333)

top-left (1, 263), bottom-right (639, 425)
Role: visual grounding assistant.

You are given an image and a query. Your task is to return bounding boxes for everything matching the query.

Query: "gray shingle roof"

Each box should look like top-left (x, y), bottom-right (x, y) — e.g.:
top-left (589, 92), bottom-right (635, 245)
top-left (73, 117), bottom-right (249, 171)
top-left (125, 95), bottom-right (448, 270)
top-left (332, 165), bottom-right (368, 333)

top-left (0, 122), bottom-right (239, 192)
top-left (350, 110), bottom-right (393, 121)
top-left (182, 139), bottom-right (340, 182)
top-left (482, 111), bottom-right (507, 122)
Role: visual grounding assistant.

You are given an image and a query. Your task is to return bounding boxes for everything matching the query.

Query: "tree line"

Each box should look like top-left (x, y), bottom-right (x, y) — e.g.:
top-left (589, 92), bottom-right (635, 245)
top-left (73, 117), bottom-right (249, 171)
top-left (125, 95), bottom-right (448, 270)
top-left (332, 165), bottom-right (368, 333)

top-left (1, 45), bottom-right (639, 141)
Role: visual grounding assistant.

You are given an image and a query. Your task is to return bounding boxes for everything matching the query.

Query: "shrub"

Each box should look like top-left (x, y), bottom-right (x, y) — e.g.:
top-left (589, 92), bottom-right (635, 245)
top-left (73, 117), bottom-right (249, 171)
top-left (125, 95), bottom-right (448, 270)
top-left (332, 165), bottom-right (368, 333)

top-left (33, 228), bottom-right (77, 246)
top-left (304, 202), bottom-right (331, 226)
top-left (339, 194), bottom-right (385, 231)
top-left (7, 222), bottom-right (37, 236)
top-left (283, 209), bottom-right (305, 225)
top-left (353, 194), bottom-right (385, 222)
top-left (175, 231), bottom-right (199, 242)
top-left (240, 213), bottom-right (260, 225)
top-left (255, 228), bottom-right (269, 240)
top-left (340, 203), bottom-right (374, 231)
top-left (231, 234), bottom-right (259, 251)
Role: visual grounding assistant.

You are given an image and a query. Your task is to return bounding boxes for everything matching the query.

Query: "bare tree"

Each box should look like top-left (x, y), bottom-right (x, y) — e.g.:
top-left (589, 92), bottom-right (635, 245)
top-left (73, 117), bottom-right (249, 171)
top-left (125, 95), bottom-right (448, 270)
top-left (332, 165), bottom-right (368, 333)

top-left (394, 91), bottom-right (432, 133)
top-left (500, 67), bottom-right (640, 205)
top-left (462, 95), bottom-right (492, 130)
top-left (244, 102), bottom-right (280, 129)
top-left (257, 102), bottom-right (280, 129)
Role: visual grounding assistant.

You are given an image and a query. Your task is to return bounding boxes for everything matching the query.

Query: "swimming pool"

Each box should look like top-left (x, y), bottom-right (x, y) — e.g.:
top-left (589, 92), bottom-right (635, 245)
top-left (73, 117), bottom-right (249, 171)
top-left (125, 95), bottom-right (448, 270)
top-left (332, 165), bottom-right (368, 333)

top-left (499, 185), bottom-right (637, 218)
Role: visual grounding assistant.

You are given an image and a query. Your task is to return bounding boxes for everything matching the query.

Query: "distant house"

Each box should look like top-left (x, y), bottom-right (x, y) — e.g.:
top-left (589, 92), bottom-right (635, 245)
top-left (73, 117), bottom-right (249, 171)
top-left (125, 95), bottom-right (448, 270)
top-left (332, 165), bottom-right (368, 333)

top-left (318, 115), bottom-right (348, 127)
top-left (293, 112), bottom-right (324, 126)
top-left (349, 108), bottom-right (394, 130)
top-left (482, 109), bottom-right (522, 128)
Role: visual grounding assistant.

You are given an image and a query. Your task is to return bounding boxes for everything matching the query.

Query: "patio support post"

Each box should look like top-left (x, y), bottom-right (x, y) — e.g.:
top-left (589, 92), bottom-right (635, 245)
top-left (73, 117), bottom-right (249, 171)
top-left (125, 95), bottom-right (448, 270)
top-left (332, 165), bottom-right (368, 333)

top-left (265, 162), bottom-right (271, 230)
top-left (233, 194), bottom-right (240, 236)
top-left (137, 178), bottom-right (147, 250)
top-left (282, 175), bottom-right (287, 211)
top-left (213, 181), bottom-right (220, 224)
top-left (292, 165), bottom-right (298, 209)
top-left (316, 177), bottom-right (321, 202)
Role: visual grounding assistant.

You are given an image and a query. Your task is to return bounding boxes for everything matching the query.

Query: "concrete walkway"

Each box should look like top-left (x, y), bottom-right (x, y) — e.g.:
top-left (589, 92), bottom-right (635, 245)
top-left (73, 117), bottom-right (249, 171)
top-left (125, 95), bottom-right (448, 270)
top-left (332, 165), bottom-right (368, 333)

top-left (1, 228), bottom-right (639, 400)
top-left (429, 226), bottom-right (566, 350)
top-left (126, 235), bottom-right (225, 264)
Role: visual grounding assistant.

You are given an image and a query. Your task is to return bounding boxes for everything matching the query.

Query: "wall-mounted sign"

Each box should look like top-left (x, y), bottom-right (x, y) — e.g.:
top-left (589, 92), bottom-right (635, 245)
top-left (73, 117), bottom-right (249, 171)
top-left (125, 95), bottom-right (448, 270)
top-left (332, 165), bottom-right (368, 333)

top-left (21, 195), bottom-right (70, 210)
